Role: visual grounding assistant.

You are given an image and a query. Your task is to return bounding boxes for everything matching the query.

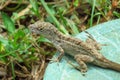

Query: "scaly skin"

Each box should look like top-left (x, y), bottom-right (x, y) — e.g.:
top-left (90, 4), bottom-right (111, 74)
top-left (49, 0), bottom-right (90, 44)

top-left (29, 21), bottom-right (120, 72)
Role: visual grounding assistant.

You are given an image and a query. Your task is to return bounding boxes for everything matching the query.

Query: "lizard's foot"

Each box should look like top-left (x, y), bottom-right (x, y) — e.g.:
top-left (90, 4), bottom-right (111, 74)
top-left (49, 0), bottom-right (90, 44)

top-left (48, 52), bottom-right (64, 63)
top-left (81, 69), bottom-right (87, 76)
top-left (48, 57), bottom-right (59, 63)
top-left (75, 54), bottom-right (94, 73)
top-left (49, 55), bottom-right (64, 63)
top-left (67, 60), bottom-right (87, 76)
top-left (81, 68), bottom-right (87, 73)
top-left (48, 58), bottom-right (60, 66)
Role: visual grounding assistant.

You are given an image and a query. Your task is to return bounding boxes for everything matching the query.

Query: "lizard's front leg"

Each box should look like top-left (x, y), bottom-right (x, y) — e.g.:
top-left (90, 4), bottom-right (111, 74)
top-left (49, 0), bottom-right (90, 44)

top-left (53, 44), bottom-right (64, 62)
top-left (75, 54), bottom-right (94, 72)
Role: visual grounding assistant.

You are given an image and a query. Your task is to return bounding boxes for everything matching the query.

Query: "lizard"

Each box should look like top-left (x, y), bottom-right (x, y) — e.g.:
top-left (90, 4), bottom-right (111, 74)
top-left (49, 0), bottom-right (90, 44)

top-left (28, 21), bottom-right (120, 73)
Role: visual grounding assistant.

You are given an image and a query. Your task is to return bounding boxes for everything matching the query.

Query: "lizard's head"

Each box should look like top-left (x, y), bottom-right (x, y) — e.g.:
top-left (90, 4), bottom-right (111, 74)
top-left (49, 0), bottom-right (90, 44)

top-left (29, 21), bottom-right (51, 34)
top-left (28, 21), bottom-right (56, 38)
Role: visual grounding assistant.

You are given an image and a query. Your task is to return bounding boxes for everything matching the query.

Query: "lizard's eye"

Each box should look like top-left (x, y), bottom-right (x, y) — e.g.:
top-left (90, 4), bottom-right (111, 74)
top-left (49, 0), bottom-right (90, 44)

top-left (39, 27), bottom-right (44, 30)
top-left (39, 28), bottom-right (43, 30)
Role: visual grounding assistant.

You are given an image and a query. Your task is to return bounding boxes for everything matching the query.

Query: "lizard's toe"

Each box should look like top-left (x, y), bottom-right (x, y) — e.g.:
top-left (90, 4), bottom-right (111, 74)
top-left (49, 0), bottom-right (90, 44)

top-left (48, 57), bottom-right (60, 63)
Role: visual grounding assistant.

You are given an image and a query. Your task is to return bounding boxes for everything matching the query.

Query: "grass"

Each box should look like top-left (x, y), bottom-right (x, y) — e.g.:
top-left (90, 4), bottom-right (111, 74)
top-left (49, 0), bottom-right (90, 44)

top-left (0, 0), bottom-right (120, 79)
top-left (90, 0), bottom-right (96, 27)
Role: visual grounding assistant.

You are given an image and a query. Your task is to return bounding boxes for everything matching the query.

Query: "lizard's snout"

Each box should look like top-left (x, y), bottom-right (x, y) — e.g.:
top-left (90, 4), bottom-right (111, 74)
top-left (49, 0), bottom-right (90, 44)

top-left (28, 24), bottom-right (40, 35)
top-left (28, 25), bottom-right (34, 32)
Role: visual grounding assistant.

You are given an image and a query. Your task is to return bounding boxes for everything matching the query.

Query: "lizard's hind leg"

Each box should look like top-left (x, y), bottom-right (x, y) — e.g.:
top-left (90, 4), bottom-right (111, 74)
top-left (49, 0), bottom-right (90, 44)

top-left (75, 54), bottom-right (94, 73)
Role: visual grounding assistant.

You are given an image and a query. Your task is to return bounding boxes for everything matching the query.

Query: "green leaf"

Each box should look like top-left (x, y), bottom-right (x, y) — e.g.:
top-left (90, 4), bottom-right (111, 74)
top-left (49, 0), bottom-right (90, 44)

top-left (113, 11), bottom-right (120, 18)
top-left (13, 29), bottom-right (25, 42)
top-left (0, 42), bottom-right (5, 52)
top-left (1, 12), bottom-right (15, 33)
top-left (29, 0), bottom-right (39, 17)
top-left (38, 36), bottom-right (51, 43)
top-left (73, 0), bottom-right (79, 7)
top-left (0, 36), bottom-right (9, 46)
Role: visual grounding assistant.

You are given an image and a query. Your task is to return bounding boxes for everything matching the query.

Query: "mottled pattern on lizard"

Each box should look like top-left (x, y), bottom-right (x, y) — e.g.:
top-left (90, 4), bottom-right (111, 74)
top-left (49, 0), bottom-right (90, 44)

top-left (29, 21), bottom-right (120, 73)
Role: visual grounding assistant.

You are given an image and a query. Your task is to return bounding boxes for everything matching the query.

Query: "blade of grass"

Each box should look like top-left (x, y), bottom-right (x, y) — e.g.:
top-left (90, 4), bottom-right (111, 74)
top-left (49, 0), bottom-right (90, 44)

top-left (40, 0), bottom-right (69, 35)
top-left (113, 11), bottom-right (120, 18)
top-left (11, 61), bottom-right (15, 80)
top-left (64, 0), bottom-right (69, 8)
top-left (97, 15), bottom-right (100, 24)
top-left (93, 12), bottom-right (101, 24)
top-left (66, 18), bottom-right (79, 35)
top-left (90, 0), bottom-right (96, 27)
top-left (96, 6), bottom-right (108, 21)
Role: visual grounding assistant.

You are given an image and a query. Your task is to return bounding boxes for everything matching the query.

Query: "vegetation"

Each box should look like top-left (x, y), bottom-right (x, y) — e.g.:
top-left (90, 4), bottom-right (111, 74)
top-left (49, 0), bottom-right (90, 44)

top-left (0, 0), bottom-right (120, 79)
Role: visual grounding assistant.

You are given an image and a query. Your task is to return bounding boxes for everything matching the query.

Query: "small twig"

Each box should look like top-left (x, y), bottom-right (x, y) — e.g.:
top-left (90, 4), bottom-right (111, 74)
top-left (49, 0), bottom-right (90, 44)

top-left (37, 58), bottom-right (46, 80)
top-left (10, 0), bottom-right (29, 4)
top-left (15, 61), bottom-right (30, 74)
top-left (13, 4), bottom-right (32, 20)
top-left (0, 0), bottom-right (12, 10)
top-left (47, 1), bottom-right (64, 5)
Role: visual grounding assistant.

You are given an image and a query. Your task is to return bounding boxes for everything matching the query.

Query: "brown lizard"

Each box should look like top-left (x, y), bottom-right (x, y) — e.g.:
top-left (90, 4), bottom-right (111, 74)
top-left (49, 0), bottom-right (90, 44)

top-left (29, 21), bottom-right (120, 73)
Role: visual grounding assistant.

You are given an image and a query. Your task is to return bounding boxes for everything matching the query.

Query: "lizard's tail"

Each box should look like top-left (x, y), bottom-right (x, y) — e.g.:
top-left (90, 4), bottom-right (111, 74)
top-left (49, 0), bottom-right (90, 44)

top-left (93, 57), bottom-right (120, 72)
